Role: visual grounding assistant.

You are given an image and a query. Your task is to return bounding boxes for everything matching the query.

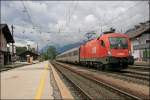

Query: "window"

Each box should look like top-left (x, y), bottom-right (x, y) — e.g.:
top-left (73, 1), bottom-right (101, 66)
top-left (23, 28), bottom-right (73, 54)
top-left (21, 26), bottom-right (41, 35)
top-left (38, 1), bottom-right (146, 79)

top-left (101, 40), bottom-right (105, 47)
top-left (68, 52), bottom-right (72, 56)
top-left (146, 40), bottom-right (150, 43)
top-left (109, 37), bottom-right (128, 49)
top-left (73, 50), bottom-right (78, 55)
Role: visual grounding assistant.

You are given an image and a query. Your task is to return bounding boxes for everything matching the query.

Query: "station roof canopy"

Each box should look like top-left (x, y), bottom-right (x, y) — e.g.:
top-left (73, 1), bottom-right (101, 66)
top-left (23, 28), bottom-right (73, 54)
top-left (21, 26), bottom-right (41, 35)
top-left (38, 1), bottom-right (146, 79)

top-left (18, 50), bottom-right (39, 57)
top-left (0, 24), bottom-right (15, 43)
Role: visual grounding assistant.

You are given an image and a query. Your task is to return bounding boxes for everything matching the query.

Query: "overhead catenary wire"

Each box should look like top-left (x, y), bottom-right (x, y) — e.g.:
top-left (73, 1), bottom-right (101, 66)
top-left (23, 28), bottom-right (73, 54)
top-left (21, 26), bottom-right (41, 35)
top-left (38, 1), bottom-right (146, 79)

top-left (77, 1), bottom-right (146, 39)
top-left (21, 1), bottom-right (46, 43)
top-left (89, 1), bottom-right (142, 32)
top-left (105, 2), bottom-right (142, 30)
top-left (22, 1), bottom-right (35, 28)
top-left (22, 1), bottom-right (42, 30)
top-left (12, 1), bottom-right (148, 45)
top-left (60, 1), bottom-right (79, 33)
top-left (66, 1), bottom-right (79, 26)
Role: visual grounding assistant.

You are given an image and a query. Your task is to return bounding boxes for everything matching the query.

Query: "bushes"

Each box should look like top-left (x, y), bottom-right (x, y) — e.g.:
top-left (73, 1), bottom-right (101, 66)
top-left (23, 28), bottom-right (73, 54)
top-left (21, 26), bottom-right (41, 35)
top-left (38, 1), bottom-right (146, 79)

top-left (143, 49), bottom-right (150, 58)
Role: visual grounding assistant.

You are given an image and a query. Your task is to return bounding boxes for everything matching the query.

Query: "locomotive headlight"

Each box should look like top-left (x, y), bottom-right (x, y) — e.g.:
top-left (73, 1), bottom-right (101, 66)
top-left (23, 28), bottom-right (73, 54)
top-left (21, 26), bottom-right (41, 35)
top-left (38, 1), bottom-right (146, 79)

top-left (108, 51), bottom-right (112, 56)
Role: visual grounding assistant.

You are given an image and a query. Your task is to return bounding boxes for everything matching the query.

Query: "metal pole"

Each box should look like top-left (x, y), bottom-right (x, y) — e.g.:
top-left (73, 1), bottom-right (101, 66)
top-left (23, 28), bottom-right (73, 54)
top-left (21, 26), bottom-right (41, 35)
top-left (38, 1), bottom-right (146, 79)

top-left (11, 25), bottom-right (14, 63)
top-left (37, 43), bottom-right (38, 54)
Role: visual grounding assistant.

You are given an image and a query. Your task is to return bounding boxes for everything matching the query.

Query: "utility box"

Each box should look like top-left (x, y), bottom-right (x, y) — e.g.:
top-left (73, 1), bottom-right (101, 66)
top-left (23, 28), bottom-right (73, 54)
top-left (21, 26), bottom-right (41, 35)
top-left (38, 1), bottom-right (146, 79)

top-left (27, 55), bottom-right (30, 63)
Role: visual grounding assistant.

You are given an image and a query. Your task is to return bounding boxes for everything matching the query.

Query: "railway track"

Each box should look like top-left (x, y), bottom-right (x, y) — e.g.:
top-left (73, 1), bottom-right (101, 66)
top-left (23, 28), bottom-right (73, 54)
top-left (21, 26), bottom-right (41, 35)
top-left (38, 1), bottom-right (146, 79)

top-left (52, 61), bottom-right (144, 100)
top-left (134, 63), bottom-right (149, 67)
top-left (128, 65), bottom-right (149, 72)
top-left (88, 68), bottom-right (149, 86)
top-left (120, 69), bottom-right (149, 81)
top-left (57, 62), bottom-right (149, 86)
top-left (51, 62), bottom-right (92, 99)
top-left (90, 63), bottom-right (149, 81)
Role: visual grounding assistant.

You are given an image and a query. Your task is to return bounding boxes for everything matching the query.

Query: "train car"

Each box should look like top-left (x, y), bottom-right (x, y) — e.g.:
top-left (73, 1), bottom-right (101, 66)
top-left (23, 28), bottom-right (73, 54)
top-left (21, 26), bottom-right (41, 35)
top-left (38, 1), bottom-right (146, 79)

top-left (56, 32), bottom-right (134, 70)
top-left (56, 47), bottom-right (79, 63)
top-left (80, 33), bottom-right (134, 70)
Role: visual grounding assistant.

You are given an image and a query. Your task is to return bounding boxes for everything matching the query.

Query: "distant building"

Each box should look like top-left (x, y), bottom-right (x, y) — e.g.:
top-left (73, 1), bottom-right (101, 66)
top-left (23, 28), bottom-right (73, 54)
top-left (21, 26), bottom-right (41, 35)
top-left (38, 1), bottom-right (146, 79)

top-left (18, 50), bottom-right (39, 62)
top-left (0, 24), bottom-right (15, 66)
top-left (125, 20), bottom-right (150, 61)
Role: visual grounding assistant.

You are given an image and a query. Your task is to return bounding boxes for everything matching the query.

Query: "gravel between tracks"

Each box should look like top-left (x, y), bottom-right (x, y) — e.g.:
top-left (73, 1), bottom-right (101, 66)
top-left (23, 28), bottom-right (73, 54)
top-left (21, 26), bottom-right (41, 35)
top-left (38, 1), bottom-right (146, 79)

top-left (52, 62), bottom-right (129, 99)
top-left (64, 63), bottom-right (149, 86)
top-left (55, 61), bottom-right (149, 100)
top-left (128, 65), bottom-right (150, 72)
top-left (51, 63), bottom-right (87, 99)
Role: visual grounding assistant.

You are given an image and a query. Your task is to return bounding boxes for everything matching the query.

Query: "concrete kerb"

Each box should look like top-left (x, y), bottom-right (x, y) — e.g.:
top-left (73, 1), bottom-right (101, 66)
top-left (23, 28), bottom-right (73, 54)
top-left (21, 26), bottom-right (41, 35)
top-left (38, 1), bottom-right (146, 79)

top-left (49, 62), bottom-right (74, 99)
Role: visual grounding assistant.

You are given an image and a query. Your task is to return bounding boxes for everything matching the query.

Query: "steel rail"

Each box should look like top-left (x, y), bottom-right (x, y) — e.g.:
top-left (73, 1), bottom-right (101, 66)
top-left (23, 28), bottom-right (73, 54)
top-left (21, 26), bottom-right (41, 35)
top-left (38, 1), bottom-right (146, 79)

top-left (128, 66), bottom-right (149, 72)
top-left (55, 61), bottom-right (143, 100)
top-left (122, 70), bottom-right (149, 77)
top-left (58, 62), bottom-right (149, 85)
top-left (121, 73), bottom-right (149, 81)
top-left (51, 62), bottom-right (93, 100)
top-left (134, 64), bottom-right (149, 67)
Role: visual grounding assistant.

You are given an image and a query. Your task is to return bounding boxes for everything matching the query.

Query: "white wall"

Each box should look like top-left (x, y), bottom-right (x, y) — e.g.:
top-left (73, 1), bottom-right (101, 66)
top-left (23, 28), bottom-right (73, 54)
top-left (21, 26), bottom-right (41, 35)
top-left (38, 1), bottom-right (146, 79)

top-left (131, 39), bottom-right (139, 59)
top-left (9, 45), bottom-right (16, 54)
top-left (131, 33), bottom-right (150, 60)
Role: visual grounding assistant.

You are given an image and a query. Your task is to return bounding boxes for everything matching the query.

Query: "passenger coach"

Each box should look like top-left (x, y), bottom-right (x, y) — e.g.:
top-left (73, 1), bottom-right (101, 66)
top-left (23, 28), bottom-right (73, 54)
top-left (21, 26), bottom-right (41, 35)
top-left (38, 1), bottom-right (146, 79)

top-left (56, 47), bottom-right (79, 63)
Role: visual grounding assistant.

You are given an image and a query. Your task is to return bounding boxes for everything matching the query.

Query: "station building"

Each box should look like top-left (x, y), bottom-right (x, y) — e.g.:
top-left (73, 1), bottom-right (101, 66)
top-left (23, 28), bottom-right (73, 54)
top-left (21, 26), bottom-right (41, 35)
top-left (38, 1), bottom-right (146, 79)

top-left (0, 24), bottom-right (15, 66)
top-left (18, 50), bottom-right (39, 63)
top-left (125, 20), bottom-right (150, 61)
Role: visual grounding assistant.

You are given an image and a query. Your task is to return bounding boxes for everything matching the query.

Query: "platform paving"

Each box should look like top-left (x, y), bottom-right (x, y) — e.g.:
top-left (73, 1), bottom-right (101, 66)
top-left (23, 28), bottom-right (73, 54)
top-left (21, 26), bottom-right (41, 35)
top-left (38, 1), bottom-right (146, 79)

top-left (0, 61), bottom-right (53, 99)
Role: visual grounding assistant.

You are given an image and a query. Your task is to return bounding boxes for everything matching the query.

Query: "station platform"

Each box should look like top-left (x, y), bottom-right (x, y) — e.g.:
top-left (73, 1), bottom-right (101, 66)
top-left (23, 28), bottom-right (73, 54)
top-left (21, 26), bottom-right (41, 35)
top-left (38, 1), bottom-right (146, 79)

top-left (0, 61), bottom-right (73, 99)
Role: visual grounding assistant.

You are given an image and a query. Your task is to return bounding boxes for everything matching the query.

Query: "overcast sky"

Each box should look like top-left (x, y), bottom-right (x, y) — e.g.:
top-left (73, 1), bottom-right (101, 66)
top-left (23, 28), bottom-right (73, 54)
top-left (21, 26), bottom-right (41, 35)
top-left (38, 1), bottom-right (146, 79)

top-left (1, 1), bottom-right (149, 49)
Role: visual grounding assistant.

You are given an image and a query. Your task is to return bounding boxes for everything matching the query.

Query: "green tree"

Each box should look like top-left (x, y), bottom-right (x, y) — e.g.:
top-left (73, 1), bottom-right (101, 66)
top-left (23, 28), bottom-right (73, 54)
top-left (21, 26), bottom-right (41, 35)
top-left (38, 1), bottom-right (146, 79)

top-left (16, 46), bottom-right (27, 55)
top-left (41, 45), bottom-right (57, 60)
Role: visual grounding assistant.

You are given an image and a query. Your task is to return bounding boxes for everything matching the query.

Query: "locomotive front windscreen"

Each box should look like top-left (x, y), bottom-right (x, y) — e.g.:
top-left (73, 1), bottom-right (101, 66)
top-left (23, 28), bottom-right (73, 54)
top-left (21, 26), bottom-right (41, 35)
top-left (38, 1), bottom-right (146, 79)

top-left (109, 37), bottom-right (128, 49)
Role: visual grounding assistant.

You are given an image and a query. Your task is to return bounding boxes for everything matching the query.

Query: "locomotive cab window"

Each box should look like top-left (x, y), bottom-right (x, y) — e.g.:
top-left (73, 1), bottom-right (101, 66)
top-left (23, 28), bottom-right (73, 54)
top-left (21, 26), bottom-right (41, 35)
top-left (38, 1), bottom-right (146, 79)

top-left (109, 37), bottom-right (128, 49)
top-left (100, 40), bottom-right (105, 47)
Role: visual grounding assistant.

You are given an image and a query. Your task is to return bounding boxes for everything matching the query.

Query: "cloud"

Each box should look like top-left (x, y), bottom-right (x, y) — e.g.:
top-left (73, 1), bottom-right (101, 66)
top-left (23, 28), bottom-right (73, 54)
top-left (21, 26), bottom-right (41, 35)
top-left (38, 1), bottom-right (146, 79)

top-left (1, 1), bottom-right (149, 49)
top-left (72, 15), bottom-right (78, 20)
top-left (85, 14), bottom-right (97, 23)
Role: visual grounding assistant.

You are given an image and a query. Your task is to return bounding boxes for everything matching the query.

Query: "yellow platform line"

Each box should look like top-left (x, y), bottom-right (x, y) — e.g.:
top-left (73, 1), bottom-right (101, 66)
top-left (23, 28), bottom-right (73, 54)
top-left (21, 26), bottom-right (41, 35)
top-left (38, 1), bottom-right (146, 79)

top-left (34, 63), bottom-right (48, 99)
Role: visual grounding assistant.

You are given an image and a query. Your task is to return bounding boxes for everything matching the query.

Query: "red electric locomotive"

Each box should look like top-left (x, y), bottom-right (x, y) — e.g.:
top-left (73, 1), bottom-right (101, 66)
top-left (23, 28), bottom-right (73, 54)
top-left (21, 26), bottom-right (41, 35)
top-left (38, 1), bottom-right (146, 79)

top-left (80, 32), bottom-right (134, 70)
